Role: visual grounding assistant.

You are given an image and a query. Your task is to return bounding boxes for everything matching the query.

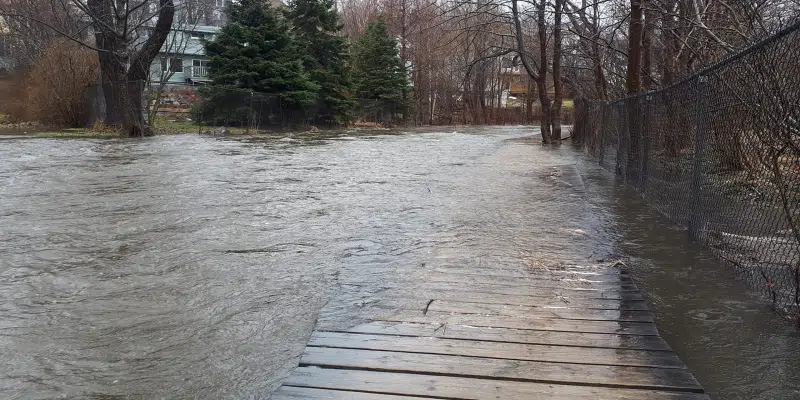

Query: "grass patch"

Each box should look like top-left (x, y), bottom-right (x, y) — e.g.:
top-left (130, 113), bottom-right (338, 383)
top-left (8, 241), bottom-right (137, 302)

top-left (34, 122), bottom-right (119, 138)
top-left (151, 117), bottom-right (251, 135)
top-left (34, 130), bottom-right (118, 138)
top-left (152, 118), bottom-right (199, 135)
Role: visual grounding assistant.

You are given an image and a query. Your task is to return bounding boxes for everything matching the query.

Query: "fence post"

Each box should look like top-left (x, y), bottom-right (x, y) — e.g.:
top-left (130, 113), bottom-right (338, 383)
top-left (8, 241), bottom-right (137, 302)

top-left (689, 75), bottom-right (709, 241)
top-left (640, 95), bottom-right (651, 192)
top-left (615, 102), bottom-right (627, 178)
top-left (197, 102), bottom-right (203, 135)
top-left (246, 91), bottom-right (254, 134)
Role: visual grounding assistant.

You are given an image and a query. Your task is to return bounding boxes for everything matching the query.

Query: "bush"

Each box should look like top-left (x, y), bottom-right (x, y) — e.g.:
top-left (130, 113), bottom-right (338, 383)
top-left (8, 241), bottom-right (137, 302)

top-left (0, 76), bottom-right (29, 122)
top-left (191, 86), bottom-right (292, 128)
top-left (190, 88), bottom-right (255, 127)
top-left (26, 40), bottom-right (99, 127)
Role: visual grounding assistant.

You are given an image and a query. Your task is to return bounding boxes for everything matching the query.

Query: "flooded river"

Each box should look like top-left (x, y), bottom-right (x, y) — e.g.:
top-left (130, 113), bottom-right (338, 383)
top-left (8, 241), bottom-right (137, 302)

top-left (1, 127), bottom-right (799, 399)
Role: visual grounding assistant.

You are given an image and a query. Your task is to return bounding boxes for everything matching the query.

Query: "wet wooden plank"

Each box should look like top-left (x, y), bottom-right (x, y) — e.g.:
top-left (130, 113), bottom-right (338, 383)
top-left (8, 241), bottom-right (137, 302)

top-left (423, 268), bottom-right (635, 283)
top-left (427, 300), bottom-right (654, 322)
top-left (350, 316), bottom-right (661, 336)
top-left (299, 347), bottom-right (703, 392)
top-left (424, 265), bottom-right (633, 276)
top-left (284, 367), bottom-right (710, 400)
top-left (424, 272), bottom-right (640, 291)
top-left (415, 281), bottom-right (644, 297)
top-left (270, 386), bottom-right (430, 400)
top-left (373, 289), bottom-right (650, 310)
top-left (308, 331), bottom-right (686, 368)
top-left (345, 320), bottom-right (670, 350)
top-left (358, 281), bottom-right (647, 299)
top-left (426, 264), bottom-right (629, 275)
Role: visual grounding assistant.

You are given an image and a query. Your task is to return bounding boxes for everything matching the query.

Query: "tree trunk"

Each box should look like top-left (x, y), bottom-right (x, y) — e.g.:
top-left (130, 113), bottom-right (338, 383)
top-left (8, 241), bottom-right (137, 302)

top-left (525, 78), bottom-right (535, 123)
top-left (592, 0), bottom-right (607, 99)
top-left (642, 3), bottom-right (654, 90)
top-left (87, 0), bottom-right (124, 127)
top-left (510, 0), bottom-right (551, 140)
top-left (86, 0), bottom-right (174, 137)
top-left (625, 0), bottom-right (645, 181)
top-left (550, 0), bottom-right (564, 143)
top-left (537, 0), bottom-right (552, 143)
top-left (627, 0), bottom-right (644, 94)
top-left (122, 81), bottom-right (149, 137)
top-left (662, 0), bottom-right (679, 86)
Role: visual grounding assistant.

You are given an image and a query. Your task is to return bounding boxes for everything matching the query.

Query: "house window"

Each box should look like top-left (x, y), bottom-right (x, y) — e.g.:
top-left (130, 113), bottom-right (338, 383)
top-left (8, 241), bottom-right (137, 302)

top-left (0, 36), bottom-right (11, 57)
top-left (190, 32), bottom-right (205, 40)
top-left (215, 0), bottom-right (228, 7)
top-left (161, 58), bottom-right (184, 73)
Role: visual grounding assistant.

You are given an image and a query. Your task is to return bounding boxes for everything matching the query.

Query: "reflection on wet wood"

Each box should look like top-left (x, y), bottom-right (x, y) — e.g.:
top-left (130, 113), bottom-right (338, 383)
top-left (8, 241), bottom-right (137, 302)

top-left (424, 272), bottom-right (641, 291)
top-left (351, 281), bottom-right (648, 299)
top-left (308, 331), bottom-right (685, 368)
top-left (276, 265), bottom-right (708, 399)
top-left (347, 319), bottom-right (670, 350)
top-left (372, 289), bottom-right (650, 310)
top-left (282, 368), bottom-right (709, 400)
top-left (427, 299), bottom-right (654, 321)
top-left (298, 347), bottom-right (703, 392)
top-left (423, 267), bottom-right (636, 282)
top-left (271, 386), bottom-right (430, 399)
top-left (351, 317), bottom-right (661, 336)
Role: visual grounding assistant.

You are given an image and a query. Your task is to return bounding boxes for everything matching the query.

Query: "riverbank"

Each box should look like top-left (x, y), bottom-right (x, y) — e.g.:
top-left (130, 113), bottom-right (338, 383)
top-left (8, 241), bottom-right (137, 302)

top-left (2, 127), bottom-right (798, 399)
top-left (0, 119), bottom-right (400, 138)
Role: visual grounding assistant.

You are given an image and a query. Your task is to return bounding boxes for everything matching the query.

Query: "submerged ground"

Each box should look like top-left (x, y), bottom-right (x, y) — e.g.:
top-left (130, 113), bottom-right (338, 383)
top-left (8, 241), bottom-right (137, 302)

top-left (1, 126), bottom-right (798, 399)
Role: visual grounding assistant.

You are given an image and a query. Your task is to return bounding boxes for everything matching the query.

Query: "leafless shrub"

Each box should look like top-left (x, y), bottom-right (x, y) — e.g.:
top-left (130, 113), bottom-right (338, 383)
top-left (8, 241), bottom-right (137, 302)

top-left (26, 40), bottom-right (99, 127)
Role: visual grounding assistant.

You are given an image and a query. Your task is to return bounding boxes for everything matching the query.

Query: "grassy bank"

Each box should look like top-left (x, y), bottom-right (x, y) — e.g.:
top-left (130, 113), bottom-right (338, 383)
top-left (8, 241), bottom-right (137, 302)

top-left (33, 128), bottom-right (118, 138)
top-left (152, 118), bottom-right (250, 135)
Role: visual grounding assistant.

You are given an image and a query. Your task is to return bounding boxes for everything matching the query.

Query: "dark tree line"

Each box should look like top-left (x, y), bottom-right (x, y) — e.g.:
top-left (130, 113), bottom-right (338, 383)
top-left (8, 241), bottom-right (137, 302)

top-left (2, 0), bottom-right (798, 136)
top-left (197, 0), bottom-right (410, 127)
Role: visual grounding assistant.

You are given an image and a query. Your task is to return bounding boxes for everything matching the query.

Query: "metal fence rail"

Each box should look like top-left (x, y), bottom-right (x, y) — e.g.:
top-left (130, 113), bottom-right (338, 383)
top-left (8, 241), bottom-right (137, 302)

top-left (574, 21), bottom-right (800, 324)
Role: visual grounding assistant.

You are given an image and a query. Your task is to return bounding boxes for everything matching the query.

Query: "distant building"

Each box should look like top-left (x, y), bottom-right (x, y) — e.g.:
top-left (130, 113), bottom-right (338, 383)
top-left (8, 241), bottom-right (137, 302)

top-left (0, 35), bottom-right (13, 75)
top-left (0, 17), bottom-right (13, 75)
top-left (148, 0), bottom-right (281, 87)
top-left (149, 24), bottom-right (221, 86)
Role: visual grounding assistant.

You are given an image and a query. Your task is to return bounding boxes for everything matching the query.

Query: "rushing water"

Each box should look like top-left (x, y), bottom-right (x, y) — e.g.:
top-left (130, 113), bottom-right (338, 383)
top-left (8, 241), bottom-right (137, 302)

top-left (1, 127), bottom-right (799, 399)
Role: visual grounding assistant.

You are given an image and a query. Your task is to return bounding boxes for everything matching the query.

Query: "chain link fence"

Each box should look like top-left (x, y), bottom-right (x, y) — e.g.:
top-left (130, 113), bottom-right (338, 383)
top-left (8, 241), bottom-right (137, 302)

top-left (574, 21), bottom-right (800, 323)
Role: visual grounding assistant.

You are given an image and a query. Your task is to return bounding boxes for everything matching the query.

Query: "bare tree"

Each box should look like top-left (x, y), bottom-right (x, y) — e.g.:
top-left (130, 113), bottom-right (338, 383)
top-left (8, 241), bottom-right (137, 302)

top-left (1, 0), bottom-right (176, 136)
top-left (551, 0), bottom-right (564, 141)
top-left (146, 0), bottom-right (211, 125)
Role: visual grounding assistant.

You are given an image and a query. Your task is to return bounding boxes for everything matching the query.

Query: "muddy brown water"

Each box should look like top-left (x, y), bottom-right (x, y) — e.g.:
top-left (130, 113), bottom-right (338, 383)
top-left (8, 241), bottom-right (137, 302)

top-left (1, 127), bottom-right (799, 399)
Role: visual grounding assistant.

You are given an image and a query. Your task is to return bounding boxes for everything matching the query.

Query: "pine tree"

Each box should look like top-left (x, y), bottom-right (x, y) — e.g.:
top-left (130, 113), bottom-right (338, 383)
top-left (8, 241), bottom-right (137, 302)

top-left (353, 18), bottom-right (410, 122)
top-left (285, 0), bottom-right (355, 124)
top-left (204, 0), bottom-right (319, 108)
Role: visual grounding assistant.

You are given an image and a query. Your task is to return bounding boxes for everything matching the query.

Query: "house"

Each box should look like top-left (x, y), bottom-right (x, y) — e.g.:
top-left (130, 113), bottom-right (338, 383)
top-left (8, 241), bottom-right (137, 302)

top-left (0, 35), bottom-right (12, 75)
top-left (149, 24), bottom-right (221, 86)
top-left (148, 0), bottom-right (281, 87)
top-left (0, 17), bottom-right (13, 75)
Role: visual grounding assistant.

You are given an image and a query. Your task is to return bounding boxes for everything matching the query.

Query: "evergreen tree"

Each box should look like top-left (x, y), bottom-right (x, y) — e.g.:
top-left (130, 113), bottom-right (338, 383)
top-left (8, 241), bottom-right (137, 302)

top-left (353, 18), bottom-right (410, 122)
top-left (286, 0), bottom-right (355, 124)
top-left (204, 0), bottom-right (319, 108)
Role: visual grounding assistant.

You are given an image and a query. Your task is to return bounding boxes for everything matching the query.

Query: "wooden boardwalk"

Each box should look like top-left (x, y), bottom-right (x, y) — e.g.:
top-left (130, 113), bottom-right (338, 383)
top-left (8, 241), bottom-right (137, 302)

top-left (272, 264), bottom-right (709, 399)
